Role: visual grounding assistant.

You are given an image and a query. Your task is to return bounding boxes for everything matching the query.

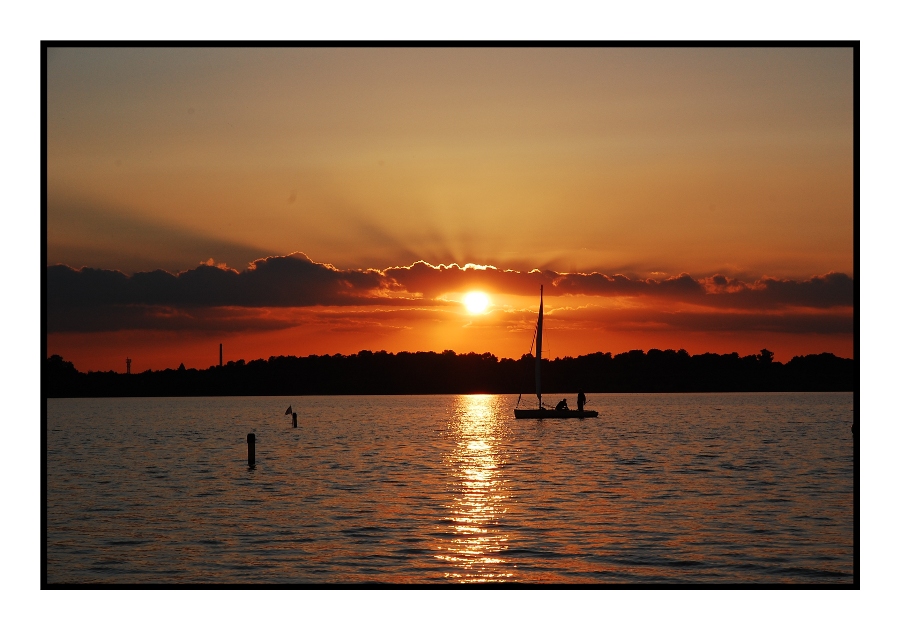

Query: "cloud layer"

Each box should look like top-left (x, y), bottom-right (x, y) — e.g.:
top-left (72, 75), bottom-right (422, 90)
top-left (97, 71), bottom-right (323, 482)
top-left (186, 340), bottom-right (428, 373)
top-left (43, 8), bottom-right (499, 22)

top-left (384, 261), bottom-right (853, 308)
top-left (48, 253), bottom-right (401, 310)
top-left (47, 253), bottom-right (853, 335)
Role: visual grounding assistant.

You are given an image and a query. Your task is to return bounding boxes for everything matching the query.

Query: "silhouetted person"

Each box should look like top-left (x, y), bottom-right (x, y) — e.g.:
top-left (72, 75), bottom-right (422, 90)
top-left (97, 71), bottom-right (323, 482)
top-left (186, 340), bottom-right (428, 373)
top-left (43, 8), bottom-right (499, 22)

top-left (577, 391), bottom-right (586, 412)
top-left (555, 398), bottom-right (568, 411)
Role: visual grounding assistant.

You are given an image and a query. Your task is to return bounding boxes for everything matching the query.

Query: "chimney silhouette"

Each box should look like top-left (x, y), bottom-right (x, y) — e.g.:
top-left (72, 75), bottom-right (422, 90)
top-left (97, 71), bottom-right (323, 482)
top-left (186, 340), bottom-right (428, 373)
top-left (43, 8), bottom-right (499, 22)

top-left (219, 343), bottom-right (223, 367)
top-left (126, 357), bottom-right (132, 375)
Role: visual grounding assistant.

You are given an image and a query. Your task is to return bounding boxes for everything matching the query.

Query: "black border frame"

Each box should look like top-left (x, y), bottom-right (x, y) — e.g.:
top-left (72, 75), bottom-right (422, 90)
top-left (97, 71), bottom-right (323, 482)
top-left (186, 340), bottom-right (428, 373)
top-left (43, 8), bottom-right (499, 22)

top-left (41, 40), bottom-right (860, 590)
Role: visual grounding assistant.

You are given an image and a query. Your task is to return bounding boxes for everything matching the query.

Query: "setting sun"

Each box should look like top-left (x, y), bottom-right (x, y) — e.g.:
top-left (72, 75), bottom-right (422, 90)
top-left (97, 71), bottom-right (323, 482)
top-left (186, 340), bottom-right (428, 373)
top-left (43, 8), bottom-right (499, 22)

top-left (463, 291), bottom-right (490, 314)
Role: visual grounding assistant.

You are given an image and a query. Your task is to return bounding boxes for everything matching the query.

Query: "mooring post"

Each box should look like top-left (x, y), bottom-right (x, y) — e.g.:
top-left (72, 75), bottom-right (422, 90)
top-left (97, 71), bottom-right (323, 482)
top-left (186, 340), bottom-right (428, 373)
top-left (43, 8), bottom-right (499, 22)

top-left (247, 433), bottom-right (256, 467)
top-left (292, 412), bottom-right (298, 428)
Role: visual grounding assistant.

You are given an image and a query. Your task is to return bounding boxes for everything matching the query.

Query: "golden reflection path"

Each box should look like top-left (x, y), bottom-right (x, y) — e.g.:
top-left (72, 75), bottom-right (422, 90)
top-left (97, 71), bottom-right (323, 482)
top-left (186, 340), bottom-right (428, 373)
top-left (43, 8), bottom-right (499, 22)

top-left (435, 395), bottom-right (515, 582)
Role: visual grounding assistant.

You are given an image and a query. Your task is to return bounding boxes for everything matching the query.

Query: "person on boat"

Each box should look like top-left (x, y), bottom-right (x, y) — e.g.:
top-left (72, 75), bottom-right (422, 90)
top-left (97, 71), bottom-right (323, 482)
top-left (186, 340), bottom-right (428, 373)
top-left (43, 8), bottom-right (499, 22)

top-left (555, 398), bottom-right (568, 411)
top-left (577, 392), bottom-right (586, 412)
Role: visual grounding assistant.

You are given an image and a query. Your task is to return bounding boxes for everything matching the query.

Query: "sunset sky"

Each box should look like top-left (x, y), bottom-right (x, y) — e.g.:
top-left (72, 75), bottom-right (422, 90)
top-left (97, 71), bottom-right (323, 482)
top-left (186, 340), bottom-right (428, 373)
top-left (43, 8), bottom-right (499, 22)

top-left (46, 46), bottom-right (855, 372)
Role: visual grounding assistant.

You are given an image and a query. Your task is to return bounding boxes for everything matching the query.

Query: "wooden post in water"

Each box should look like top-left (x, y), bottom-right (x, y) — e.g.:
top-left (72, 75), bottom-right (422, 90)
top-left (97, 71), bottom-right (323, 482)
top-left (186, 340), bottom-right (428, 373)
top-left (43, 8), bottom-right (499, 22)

top-left (292, 412), bottom-right (297, 428)
top-left (247, 433), bottom-right (256, 467)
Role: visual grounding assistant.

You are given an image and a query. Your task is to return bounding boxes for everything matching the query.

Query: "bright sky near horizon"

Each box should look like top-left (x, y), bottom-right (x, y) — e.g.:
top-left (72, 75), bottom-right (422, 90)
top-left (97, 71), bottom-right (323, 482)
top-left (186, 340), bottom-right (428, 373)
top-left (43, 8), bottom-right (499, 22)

top-left (46, 46), bottom-right (855, 371)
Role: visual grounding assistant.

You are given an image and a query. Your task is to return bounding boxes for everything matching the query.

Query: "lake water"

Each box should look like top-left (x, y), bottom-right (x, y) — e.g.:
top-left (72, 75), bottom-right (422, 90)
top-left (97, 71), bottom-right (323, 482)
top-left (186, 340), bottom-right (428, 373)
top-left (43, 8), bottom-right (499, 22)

top-left (46, 393), bottom-right (854, 584)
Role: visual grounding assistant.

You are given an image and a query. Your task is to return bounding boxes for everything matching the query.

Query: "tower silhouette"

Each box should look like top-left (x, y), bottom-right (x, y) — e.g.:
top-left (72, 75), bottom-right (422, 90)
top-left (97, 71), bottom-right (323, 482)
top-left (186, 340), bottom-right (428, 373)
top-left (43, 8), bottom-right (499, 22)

top-left (126, 357), bottom-right (131, 375)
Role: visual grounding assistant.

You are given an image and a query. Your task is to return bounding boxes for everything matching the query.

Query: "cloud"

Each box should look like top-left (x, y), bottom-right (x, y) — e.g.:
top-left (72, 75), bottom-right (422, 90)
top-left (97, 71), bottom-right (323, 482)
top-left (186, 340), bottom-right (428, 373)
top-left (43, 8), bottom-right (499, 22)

top-left (48, 252), bottom-right (405, 311)
top-left (383, 261), bottom-right (852, 309)
top-left (47, 254), bottom-right (854, 334)
top-left (48, 305), bottom-right (300, 334)
top-left (552, 270), bottom-right (854, 309)
top-left (552, 271), bottom-right (707, 299)
top-left (383, 260), bottom-right (552, 296)
top-left (703, 273), bottom-right (854, 309)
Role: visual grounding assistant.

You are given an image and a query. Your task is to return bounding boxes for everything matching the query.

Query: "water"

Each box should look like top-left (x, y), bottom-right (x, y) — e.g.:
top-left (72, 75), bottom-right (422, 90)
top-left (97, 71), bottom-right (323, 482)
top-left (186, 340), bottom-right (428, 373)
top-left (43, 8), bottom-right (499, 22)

top-left (46, 393), bottom-right (854, 584)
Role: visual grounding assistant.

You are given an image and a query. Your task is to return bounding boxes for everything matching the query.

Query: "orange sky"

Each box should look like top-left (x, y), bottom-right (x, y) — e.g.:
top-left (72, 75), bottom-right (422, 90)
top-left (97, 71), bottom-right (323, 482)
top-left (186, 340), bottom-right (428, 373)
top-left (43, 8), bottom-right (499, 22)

top-left (45, 46), bottom-right (855, 372)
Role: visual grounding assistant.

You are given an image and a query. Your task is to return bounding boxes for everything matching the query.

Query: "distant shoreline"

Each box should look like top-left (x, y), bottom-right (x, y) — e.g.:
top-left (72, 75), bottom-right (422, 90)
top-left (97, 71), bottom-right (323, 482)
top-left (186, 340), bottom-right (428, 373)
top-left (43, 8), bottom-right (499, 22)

top-left (47, 349), bottom-right (854, 398)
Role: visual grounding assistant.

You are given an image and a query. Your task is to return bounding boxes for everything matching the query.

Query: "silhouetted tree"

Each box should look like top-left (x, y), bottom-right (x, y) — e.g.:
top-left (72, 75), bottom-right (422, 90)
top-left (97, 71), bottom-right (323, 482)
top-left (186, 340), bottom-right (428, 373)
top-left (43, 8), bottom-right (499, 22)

top-left (45, 348), bottom-right (854, 398)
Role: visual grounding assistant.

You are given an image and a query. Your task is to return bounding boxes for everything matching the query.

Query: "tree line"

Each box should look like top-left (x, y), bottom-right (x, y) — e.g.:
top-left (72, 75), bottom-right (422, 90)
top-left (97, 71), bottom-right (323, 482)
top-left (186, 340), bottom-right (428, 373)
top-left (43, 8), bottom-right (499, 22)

top-left (46, 348), bottom-right (854, 397)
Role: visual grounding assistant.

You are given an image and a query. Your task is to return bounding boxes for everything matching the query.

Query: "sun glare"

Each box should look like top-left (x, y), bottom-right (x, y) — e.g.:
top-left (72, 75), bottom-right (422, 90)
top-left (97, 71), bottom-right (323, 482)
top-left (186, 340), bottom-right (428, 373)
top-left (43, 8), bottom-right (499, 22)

top-left (463, 291), bottom-right (490, 314)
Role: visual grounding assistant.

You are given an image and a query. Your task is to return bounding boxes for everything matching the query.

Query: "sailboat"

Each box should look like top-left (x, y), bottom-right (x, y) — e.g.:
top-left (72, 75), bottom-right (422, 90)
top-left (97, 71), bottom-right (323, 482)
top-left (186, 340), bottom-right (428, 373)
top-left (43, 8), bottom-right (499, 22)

top-left (514, 285), bottom-right (598, 419)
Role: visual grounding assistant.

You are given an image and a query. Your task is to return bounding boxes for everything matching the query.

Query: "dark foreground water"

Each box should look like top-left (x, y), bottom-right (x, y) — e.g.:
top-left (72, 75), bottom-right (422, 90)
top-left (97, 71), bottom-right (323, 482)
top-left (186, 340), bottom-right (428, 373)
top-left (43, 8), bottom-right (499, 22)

top-left (46, 393), bottom-right (854, 584)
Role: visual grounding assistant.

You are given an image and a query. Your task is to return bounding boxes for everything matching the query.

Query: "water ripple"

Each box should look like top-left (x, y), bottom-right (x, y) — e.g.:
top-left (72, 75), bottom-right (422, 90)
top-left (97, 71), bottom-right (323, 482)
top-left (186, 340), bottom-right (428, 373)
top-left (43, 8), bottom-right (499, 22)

top-left (47, 392), bottom-right (854, 584)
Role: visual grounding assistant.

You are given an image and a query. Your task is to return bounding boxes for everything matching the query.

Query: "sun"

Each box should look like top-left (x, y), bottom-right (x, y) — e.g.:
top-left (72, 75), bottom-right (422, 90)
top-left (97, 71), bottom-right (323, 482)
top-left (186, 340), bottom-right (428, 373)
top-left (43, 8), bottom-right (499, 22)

top-left (463, 291), bottom-right (490, 314)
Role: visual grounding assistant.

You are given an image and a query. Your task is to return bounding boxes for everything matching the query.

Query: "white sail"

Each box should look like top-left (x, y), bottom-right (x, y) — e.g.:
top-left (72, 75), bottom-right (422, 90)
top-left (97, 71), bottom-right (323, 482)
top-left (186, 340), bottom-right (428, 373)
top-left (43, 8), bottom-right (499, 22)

top-left (535, 285), bottom-right (543, 407)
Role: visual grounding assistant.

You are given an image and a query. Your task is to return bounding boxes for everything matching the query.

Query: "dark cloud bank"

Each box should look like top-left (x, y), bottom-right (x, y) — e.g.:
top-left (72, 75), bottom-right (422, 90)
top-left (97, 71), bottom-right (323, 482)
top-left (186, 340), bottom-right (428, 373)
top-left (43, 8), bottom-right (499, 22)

top-left (47, 252), bottom-right (853, 334)
top-left (387, 261), bottom-right (853, 309)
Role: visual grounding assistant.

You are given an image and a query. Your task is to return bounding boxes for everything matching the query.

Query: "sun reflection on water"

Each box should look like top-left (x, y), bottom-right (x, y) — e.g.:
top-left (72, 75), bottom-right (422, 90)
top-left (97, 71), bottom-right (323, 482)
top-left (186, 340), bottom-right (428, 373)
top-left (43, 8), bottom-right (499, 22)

top-left (435, 394), bottom-right (515, 582)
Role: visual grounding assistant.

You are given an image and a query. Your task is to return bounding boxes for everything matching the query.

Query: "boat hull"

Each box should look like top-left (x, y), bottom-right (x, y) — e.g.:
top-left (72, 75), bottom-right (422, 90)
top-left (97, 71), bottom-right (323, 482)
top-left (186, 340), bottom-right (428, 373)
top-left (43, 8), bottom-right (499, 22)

top-left (514, 409), bottom-right (598, 419)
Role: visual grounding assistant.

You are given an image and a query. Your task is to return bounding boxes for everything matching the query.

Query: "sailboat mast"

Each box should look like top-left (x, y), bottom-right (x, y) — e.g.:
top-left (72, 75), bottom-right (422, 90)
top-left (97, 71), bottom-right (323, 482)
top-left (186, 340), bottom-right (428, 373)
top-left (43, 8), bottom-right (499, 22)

top-left (535, 285), bottom-right (543, 408)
